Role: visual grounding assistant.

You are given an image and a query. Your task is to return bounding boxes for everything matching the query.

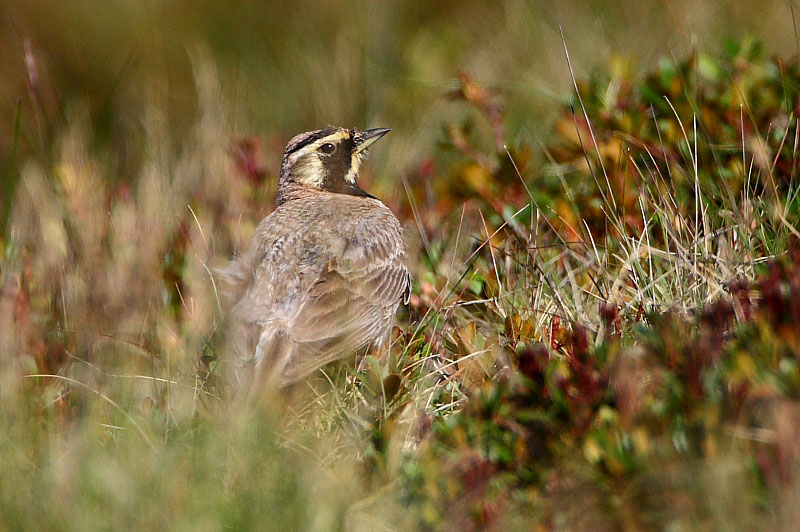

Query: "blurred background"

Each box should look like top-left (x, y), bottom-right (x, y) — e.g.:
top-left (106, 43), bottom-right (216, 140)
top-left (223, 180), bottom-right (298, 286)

top-left (1, 0), bottom-right (798, 225)
top-left (4, 3), bottom-right (800, 530)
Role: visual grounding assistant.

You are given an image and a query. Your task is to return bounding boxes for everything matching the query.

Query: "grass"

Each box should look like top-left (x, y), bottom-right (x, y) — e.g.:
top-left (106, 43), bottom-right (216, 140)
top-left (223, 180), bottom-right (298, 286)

top-left (3, 7), bottom-right (800, 530)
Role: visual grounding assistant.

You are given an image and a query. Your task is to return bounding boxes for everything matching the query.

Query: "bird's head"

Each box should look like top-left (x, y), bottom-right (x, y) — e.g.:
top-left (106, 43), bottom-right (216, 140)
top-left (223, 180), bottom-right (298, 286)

top-left (277, 126), bottom-right (391, 205)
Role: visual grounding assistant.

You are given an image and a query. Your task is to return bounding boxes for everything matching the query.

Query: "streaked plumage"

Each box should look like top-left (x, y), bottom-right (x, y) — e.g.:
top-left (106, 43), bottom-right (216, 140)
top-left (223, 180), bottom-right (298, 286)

top-left (226, 127), bottom-right (410, 388)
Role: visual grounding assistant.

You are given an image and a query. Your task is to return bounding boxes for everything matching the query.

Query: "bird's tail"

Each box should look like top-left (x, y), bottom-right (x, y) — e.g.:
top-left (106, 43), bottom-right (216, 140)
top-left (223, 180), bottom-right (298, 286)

top-left (237, 329), bottom-right (293, 403)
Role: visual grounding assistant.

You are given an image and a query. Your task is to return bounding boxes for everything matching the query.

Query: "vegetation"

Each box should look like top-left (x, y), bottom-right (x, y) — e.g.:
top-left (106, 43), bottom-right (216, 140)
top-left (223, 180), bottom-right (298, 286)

top-left (3, 2), bottom-right (800, 530)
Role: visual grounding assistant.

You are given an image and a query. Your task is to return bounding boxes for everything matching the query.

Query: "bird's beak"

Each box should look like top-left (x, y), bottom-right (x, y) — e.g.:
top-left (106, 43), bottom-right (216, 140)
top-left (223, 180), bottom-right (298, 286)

top-left (354, 127), bottom-right (391, 154)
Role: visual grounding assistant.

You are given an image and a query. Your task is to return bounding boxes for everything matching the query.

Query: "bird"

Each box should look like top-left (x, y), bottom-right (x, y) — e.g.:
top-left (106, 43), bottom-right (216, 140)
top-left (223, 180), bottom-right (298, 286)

top-left (225, 127), bottom-right (410, 390)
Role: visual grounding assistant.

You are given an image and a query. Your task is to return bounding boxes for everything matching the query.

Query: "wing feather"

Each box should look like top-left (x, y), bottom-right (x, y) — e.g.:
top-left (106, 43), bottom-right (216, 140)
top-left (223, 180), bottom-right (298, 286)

top-left (229, 197), bottom-right (410, 387)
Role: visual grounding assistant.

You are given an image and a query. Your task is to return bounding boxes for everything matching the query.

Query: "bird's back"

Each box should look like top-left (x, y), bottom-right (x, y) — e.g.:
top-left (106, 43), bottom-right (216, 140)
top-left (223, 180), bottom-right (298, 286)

top-left (227, 192), bottom-right (409, 387)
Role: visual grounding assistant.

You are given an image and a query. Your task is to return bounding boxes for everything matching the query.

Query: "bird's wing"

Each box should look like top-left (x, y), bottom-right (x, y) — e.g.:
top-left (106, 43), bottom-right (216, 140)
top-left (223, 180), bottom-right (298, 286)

top-left (225, 229), bottom-right (301, 376)
top-left (277, 237), bottom-right (410, 385)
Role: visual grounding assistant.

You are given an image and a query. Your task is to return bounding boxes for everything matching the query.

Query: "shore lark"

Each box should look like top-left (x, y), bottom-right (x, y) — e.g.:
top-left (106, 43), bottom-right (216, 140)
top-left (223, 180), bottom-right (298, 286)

top-left (226, 127), bottom-right (410, 389)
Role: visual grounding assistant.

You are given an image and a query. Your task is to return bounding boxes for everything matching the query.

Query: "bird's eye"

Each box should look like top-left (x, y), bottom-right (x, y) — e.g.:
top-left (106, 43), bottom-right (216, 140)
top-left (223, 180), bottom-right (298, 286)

top-left (319, 143), bottom-right (336, 154)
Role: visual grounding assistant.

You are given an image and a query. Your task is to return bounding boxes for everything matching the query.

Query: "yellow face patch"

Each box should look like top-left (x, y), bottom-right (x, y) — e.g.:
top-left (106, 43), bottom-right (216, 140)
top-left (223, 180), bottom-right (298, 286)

top-left (285, 130), bottom-right (349, 187)
top-left (344, 151), bottom-right (365, 184)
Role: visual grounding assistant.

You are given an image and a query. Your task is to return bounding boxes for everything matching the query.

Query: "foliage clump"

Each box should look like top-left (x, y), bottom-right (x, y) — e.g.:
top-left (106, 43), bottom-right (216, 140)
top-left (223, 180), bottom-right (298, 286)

top-left (414, 38), bottom-right (800, 245)
top-left (380, 39), bottom-right (800, 530)
top-left (398, 243), bottom-right (800, 530)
